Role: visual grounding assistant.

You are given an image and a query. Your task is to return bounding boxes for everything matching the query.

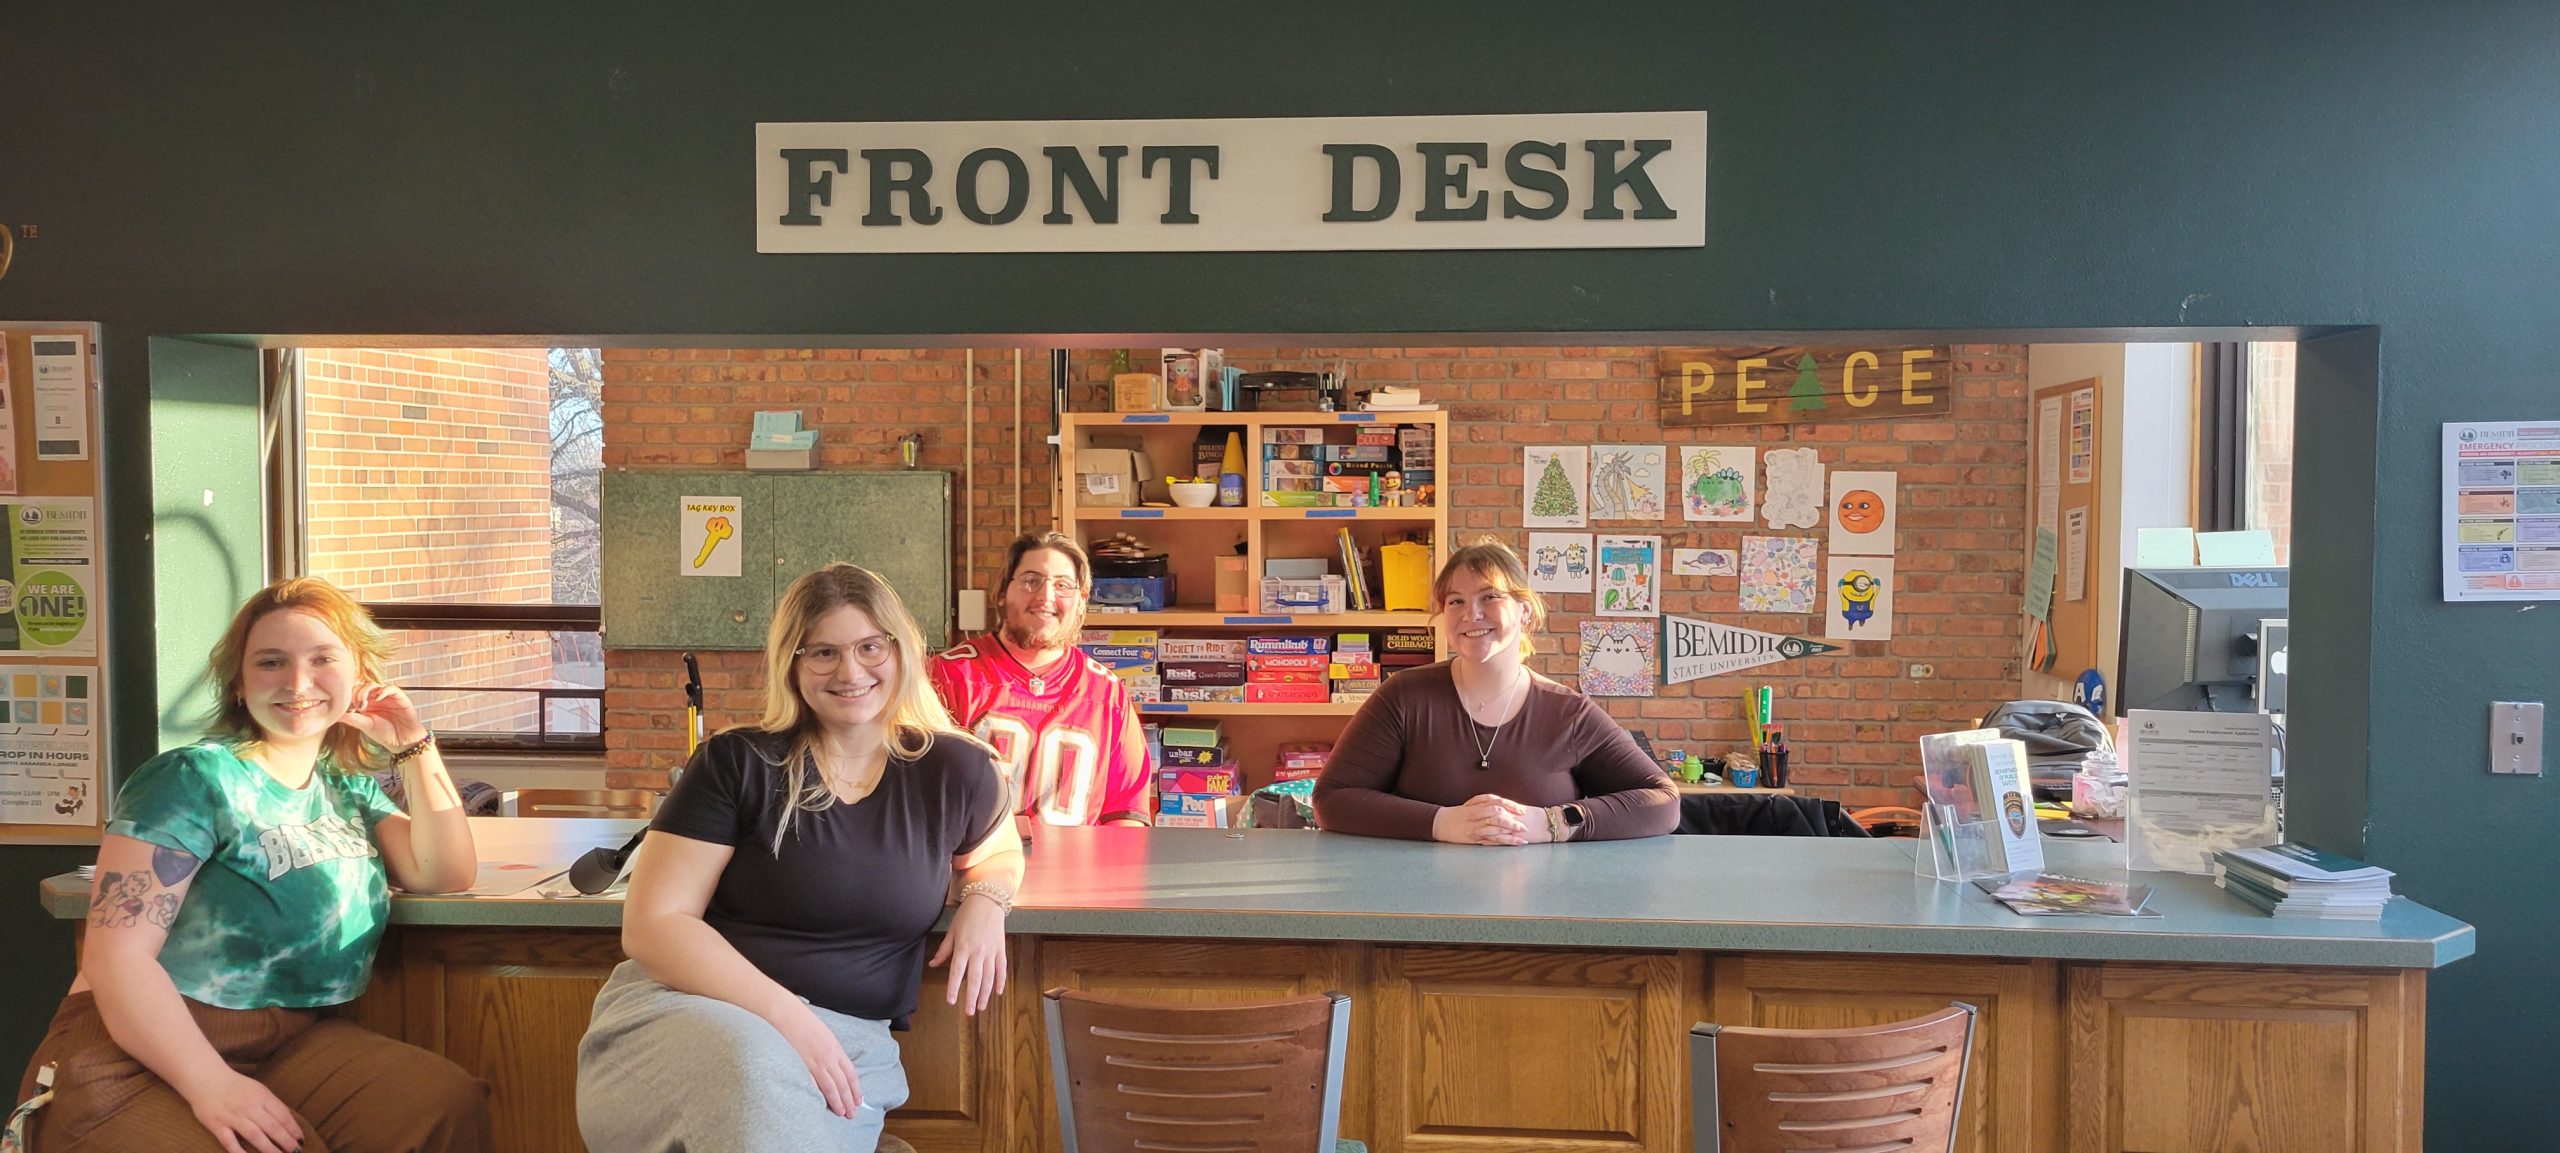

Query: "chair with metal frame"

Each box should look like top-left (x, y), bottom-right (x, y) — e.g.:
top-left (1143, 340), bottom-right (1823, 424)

top-left (1042, 987), bottom-right (1364, 1153)
top-left (1688, 1002), bottom-right (1976, 1153)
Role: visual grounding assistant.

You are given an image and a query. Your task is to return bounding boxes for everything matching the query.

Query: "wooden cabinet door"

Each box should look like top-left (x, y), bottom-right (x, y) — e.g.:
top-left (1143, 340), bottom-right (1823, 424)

top-left (1707, 953), bottom-right (2061, 1153)
top-left (397, 929), bottom-right (624, 1153)
top-left (1371, 945), bottom-right (1694, 1153)
top-left (2066, 964), bottom-right (2424, 1153)
top-left (888, 933), bottom-right (1025, 1153)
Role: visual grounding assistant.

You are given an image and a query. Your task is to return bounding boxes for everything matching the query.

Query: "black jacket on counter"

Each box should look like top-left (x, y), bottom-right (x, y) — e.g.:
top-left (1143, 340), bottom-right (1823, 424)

top-left (1674, 792), bottom-right (1869, 838)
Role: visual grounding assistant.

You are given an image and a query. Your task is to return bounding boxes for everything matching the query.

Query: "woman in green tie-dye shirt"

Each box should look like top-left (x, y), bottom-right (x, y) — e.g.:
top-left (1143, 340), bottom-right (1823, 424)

top-left (10, 579), bottom-right (492, 1153)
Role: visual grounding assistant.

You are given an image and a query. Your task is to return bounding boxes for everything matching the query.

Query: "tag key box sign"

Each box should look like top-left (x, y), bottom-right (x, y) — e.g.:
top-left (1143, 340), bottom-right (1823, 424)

top-left (1657, 346), bottom-right (1951, 428)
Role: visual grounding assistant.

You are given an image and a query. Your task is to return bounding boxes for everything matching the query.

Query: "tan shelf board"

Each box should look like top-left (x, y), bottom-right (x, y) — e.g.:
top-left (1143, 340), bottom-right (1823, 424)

top-left (1135, 701), bottom-right (1366, 717)
top-left (1063, 411), bottom-right (1444, 428)
top-left (1085, 610), bottom-right (1437, 628)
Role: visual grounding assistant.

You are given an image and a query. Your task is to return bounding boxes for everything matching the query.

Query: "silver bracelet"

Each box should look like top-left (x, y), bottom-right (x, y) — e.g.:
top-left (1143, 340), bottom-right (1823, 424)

top-left (957, 880), bottom-right (1013, 914)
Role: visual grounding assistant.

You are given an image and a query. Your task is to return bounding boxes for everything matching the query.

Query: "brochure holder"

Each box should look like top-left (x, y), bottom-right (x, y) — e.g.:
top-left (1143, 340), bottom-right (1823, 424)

top-left (1913, 728), bottom-right (2018, 884)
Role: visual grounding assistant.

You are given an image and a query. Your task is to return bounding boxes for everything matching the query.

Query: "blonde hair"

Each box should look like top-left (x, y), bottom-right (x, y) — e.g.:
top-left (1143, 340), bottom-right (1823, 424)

top-left (205, 577), bottom-right (396, 773)
top-left (749, 563), bottom-right (961, 851)
top-left (1432, 538), bottom-right (1548, 659)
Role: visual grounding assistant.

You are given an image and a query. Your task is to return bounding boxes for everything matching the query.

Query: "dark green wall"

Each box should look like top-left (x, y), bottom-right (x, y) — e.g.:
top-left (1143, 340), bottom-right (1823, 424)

top-left (4, 3), bottom-right (2555, 1146)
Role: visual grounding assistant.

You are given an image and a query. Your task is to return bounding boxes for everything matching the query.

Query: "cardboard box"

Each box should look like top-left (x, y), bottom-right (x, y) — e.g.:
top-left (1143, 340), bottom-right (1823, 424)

top-left (1159, 636), bottom-right (1247, 662)
top-left (1157, 767), bottom-right (1242, 795)
top-left (1081, 644), bottom-right (1158, 665)
top-left (1246, 682), bottom-right (1330, 704)
top-left (1161, 660), bottom-right (1248, 686)
top-left (1260, 576), bottom-right (1345, 614)
top-left (1091, 576), bottom-right (1172, 612)
top-left (1161, 744), bottom-right (1228, 767)
top-left (1261, 427), bottom-right (1325, 445)
top-left (1080, 629), bottom-right (1162, 646)
top-left (1159, 723), bottom-right (1224, 748)
top-left (1114, 372), bottom-right (1163, 412)
top-left (1165, 684), bottom-right (1246, 704)
top-left (1247, 634), bottom-right (1328, 655)
top-left (1075, 447), bottom-right (1148, 508)
top-left (1214, 555), bottom-right (1251, 612)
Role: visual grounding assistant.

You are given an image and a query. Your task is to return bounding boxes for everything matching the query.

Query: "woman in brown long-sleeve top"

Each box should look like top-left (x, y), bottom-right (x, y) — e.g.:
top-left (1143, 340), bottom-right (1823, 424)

top-left (1314, 540), bottom-right (1679, 845)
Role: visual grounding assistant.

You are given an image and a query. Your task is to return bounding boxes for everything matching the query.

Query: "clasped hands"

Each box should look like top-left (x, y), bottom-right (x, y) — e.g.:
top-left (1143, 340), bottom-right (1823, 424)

top-left (1430, 793), bottom-right (1555, 846)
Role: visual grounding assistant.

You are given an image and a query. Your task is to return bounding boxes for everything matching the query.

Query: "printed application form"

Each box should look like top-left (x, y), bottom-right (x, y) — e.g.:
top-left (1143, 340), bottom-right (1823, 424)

top-left (2123, 709), bottom-right (2277, 874)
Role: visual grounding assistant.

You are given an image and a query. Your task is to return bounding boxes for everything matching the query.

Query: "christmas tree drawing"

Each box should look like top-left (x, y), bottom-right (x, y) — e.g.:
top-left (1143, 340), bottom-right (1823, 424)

top-left (1531, 455), bottom-right (1580, 519)
top-left (1787, 353), bottom-right (1825, 412)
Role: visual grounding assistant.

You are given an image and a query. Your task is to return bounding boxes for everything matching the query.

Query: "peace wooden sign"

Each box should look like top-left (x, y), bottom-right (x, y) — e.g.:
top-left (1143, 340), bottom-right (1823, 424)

top-left (1657, 346), bottom-right (1950, 427)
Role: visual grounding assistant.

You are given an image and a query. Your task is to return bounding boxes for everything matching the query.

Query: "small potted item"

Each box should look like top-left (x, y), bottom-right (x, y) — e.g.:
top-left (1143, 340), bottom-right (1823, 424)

top-left (1167, 476), bottom-right (1218, 508)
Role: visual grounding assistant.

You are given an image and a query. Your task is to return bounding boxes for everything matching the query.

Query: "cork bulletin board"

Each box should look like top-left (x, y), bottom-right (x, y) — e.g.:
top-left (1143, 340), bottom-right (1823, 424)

top-left (2028, 376), bottom-right (2105, 682)
top-left (0, 323), bottom-right (109, 844)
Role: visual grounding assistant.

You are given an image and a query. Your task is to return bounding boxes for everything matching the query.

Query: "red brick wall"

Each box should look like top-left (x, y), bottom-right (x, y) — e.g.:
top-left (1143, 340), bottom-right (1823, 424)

top-left (599, 345), bottom-right (2029, 809)
top-left (303, 348), bottom-right (557, 731)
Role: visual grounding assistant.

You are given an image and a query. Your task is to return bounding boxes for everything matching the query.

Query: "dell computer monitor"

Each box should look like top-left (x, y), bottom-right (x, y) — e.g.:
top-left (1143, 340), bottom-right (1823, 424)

top-left (2116, 566), bottom-right (2288, 713)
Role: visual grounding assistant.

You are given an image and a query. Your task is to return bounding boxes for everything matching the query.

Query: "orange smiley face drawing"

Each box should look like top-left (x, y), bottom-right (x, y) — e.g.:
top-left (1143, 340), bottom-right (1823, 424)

top-left (1836, 489), bottom-right (1886, 534)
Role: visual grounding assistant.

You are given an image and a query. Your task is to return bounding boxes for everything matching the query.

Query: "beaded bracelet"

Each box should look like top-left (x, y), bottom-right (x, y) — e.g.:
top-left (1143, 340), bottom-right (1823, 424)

top-left (957, 880), bottom-right (1014, 914)
top-left (389, 731), bottom-right (437, 766)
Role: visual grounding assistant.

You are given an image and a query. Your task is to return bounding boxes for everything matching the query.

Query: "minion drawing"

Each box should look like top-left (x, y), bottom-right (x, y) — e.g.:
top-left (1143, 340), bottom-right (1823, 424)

top-left (1838, 569), bottom-right (1879, 629)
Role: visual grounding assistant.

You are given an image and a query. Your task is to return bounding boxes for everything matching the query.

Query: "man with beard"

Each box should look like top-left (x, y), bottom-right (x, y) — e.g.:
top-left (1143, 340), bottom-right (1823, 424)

top-left (929, 532), bottom-right (1152, 827)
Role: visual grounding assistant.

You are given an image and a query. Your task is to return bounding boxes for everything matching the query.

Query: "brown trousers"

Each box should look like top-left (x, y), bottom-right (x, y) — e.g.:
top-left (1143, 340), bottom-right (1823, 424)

top-left (12, 992), bottom-right (490, 1153)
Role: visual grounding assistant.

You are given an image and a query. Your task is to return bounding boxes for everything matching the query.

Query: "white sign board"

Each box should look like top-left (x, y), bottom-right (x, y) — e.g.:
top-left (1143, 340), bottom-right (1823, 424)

top-left (758, 112), bottom-right (1707, 253)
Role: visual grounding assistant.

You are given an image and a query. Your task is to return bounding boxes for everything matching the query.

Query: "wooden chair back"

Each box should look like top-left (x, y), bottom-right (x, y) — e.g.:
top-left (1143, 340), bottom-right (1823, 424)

top-left (511, 788), bottom-right (659, 819)
top-left (1690, 1002), bottom-right (1976, 1153)
top-left (1043, 987), bottom-right (1351, 1153)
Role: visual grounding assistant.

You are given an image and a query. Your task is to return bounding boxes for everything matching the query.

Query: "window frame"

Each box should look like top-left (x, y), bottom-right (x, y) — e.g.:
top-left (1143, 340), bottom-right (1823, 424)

top-left (270, 349), bottom-right (608, 755)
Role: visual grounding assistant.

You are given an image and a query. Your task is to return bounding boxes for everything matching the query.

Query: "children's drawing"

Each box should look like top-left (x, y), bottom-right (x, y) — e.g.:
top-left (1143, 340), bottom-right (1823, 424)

top-left (1589, 444), bottom-right (1666, 521)
top-left (1526, 532), bottom-right (1594, 595)
top-left (1577, 619), bottom-right (1658, 697)
top-left (1826, 470), bottom-right (1899, 556)
top-left (1595, 534), bottom-right (1661, 617)
top-left (1823, 554), bottom-right (1896, 641)
top-left (1761, 447), bottom-right (1826, 530)
top-left (1671, 548), bottom-right (1738, 578)
top-left (1524, 446), bottom-right (1589, 528)
top-left (1681, 445), bottom-right (1755, 522)
top-left (1738, 536), bottom-right (1820, 614)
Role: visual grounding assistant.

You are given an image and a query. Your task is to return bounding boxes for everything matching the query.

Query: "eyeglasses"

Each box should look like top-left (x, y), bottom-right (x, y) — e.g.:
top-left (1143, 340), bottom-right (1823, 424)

top-left (795, 637), bottom-right (896, 672)
top-left (1012, 574), bottom-right (1086, 599)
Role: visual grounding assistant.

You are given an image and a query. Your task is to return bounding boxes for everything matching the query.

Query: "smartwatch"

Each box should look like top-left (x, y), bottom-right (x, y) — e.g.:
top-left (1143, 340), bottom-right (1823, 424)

top-left (1559, 803), bottom-right (1587, 841)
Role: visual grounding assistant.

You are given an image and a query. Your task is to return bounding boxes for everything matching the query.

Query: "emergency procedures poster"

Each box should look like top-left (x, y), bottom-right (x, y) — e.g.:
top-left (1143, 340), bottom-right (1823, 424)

top-left (0, 498), bottom-right (98, 655)
top-left (2443, 422), bottom-right (2560, 602)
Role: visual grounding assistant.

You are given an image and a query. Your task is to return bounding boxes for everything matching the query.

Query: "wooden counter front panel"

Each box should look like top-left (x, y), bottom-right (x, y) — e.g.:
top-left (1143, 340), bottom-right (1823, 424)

top-left (1707, 954), bottom-right (2062, 1153)
top-left (2066, 963), bottom-right (2424, 1153)
top-left (1372, 946), bottom-right (1694, 1153)
top-left (389, 929), bottom-right (623, 1153)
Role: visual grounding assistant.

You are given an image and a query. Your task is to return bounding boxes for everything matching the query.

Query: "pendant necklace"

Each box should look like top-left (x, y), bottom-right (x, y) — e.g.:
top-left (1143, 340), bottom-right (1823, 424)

top-left (1001, 636), bottom-right (1051, 695)
top-left (1463, 667), bottom-right (1525, 770)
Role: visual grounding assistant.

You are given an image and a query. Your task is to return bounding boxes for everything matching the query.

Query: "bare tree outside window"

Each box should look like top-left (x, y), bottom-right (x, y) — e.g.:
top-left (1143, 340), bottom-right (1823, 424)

top-left (551, 348), bottom-right (604, 604)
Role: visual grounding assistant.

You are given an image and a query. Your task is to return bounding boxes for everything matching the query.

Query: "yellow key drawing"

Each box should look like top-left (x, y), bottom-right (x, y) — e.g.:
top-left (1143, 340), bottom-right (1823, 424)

top-left (693, 516), bottom-right (734, 568)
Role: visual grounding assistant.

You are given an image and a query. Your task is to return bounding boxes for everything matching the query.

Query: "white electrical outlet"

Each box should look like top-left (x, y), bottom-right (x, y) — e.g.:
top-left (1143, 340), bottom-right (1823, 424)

top-left (2489, 701), bottom-right (2544, 776)
top-left (957, 588), bottom-right (988, 632)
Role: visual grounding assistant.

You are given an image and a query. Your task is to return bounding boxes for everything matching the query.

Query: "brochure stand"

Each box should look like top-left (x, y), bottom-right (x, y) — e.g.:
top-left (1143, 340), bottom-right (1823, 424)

top-left (1912, 728), bottom-right (2015, 883)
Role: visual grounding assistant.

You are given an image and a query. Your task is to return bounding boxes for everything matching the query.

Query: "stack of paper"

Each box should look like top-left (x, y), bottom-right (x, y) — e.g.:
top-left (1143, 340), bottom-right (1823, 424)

top-left (1976, 871), bottom-right (2158, 917)
top-left (1362, 386), bottom-right (1435, 411)
top-left (2213, 842), bottom-right (2395, 920)
top-left (751, 410), bottom-right (818, 450)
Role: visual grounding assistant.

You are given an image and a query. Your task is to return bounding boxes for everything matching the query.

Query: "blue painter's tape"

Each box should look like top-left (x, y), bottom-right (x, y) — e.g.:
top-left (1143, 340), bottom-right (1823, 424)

top-left (1222, 616), bottom-right (1291, 625)
top-left (1306, 508), bottom-right (1356, 518)
top-left (1140, 703), bottom-right (1192, 712)
top-left (1120, 414), bottom-right (1172, 423)
top-left (1334, 413), bottom-right (1377, 422)
top-left (1119, 509), bottom-right (1165, 518)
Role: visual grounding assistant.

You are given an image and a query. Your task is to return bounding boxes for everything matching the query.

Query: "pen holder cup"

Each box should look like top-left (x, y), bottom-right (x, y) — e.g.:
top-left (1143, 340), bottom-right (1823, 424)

top-left (1916, 809), bottom-right (2023, 884)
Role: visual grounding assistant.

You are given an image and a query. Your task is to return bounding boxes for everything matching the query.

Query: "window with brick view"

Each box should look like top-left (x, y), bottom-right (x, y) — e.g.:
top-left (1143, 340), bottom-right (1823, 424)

top-left (300, 348), bottom-right (603, 746)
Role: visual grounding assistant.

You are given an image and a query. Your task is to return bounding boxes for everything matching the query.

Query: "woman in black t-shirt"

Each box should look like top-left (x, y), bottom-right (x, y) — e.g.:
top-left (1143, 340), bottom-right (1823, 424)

top-left (576, 564), bottom-right (1025, 1153)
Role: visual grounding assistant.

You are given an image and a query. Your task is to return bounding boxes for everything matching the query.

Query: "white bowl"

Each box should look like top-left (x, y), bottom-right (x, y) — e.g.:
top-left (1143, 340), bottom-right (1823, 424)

top-left (1168, 481), bottom-right (1218, 508)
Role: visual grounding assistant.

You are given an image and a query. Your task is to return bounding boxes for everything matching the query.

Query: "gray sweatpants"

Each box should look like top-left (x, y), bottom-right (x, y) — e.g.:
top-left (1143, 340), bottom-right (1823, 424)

top-left (576, 960), bottom-right (910, 1153)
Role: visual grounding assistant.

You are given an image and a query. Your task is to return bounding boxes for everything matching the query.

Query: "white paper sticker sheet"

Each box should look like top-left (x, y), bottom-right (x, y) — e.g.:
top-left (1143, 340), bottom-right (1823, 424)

top-left (1526, 532), bottom-right (1595, 594)
top-left (1823, 555), bottom-right (1894, 641)
top-left (1524, 446), bottom-right (1590, 528)
top-left (1679, 445), bottom-right (1755, 522)
top-left (1759, 447), bottom-right (1825, 530)
top-left (1588, 444), bottom-right (1666, 521)
top-left (1594, 534), bottom-right (1661, 616)
top-left (1826, 471), bottom-right (1898, 556)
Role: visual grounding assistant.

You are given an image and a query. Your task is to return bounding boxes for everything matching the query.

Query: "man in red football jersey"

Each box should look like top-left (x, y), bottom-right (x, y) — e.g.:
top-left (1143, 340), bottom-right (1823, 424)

top-left (929, 532), bottom-right (1151, 827)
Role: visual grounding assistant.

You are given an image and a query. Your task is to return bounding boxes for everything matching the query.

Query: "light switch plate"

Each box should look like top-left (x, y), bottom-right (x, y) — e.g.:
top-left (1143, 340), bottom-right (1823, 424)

top-left (2490, 701), bottom-right (2544, 776)
top-left (956, 587), bottom-right (988, 633)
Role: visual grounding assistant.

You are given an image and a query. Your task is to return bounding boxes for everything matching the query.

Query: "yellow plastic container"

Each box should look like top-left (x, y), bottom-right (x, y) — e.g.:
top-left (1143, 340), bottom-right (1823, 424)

top-left (1379, 541), bottom-right (1433, 612)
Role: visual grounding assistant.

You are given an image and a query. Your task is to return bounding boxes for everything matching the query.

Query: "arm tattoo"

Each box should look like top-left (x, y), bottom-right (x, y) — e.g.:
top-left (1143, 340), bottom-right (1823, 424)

top-left (145, 893), bottom-right (182, 929)
top-left (88, 871), bottom-right (155, 929)
top-left (151, 845), bottom-right (201, 888)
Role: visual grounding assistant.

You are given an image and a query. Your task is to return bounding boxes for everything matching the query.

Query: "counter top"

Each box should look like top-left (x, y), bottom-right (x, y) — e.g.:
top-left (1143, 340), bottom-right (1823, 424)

top-left (41, 822), bottom-right (2475, 969)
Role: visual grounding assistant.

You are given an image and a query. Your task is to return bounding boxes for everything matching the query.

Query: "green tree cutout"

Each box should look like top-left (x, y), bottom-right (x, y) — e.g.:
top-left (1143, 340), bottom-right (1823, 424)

top-left (1530, 455), bottom-right (1580, 518)
top-left (1786, 353), bottom-right (1825, 412)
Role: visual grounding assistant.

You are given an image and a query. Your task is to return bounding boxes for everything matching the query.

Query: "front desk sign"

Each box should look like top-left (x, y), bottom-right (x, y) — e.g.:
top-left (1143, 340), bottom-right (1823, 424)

top-left (758, 112), bottom-right (1706, 253)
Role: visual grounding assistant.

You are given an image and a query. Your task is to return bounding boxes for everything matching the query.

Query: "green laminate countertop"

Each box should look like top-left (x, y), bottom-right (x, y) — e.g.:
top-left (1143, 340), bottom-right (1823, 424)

top-left (40, 823), bottom-right (2475, 969)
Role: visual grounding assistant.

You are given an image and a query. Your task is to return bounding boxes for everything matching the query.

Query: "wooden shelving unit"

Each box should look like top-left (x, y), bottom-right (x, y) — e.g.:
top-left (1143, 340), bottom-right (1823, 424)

top-left (1059, 409), bottom-right (1450, 785)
